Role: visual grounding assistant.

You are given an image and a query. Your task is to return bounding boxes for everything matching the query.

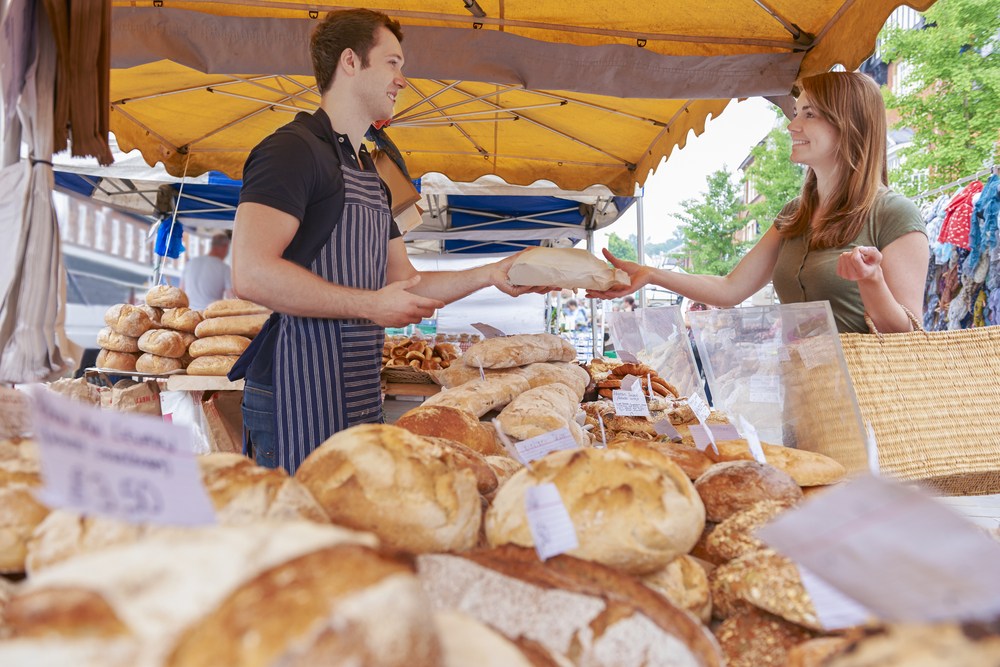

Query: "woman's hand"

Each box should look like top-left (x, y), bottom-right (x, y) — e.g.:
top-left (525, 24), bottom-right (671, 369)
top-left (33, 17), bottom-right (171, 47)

top-left (585, 248), bottom-right (656, 299)
top-left (836, 245), bottom-right (883, 284)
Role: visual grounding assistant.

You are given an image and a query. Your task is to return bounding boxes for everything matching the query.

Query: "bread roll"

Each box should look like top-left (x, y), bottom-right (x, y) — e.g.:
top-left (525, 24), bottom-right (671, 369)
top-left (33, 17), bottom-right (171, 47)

top-left (137, 304), bottom-right (163, 327)
top-left (394, 405), bottom-right (502, 457)
top-left (497, 383), bottom-right (586, 447)
top-left (188, 335), bottom-right (252, 358)
top-left (145, 284), bottom-right (188, 308)
top-left (704, 499), bottom-right (794, 562)
top-left (103, 304), bottom-right (154, 337)
top-left (436, 362), bottom-right (522, 389)
top-left (485, 447), bottom-right (705, 575)
top-left (0, 487), bottom-right (50, 573)
top-left (137, 329), bottom-right (188, 358)
top-left (25, 511), bottom-right (147, 574)
top-left (517, 362), bottom-right (589, 400)
top-left (640, 555), bottom-right (712, 623)
top-left (96, 327), bottom-right (139, 353)
top-left (203, 299), bottom-right (271, 318)
top-left (186, 355), bottom-right (239, 376)
top-left (609, 438), bottom-right (713, 480)
top-left (695, 461), bottom-right (803, 522)
top-left (423, 375), bottom-right (531, 418)
top-left (464, 333), bottom-right (576, 369)
top-left (194, 314), bottom-right (269, 338)
top-left (296, 424), bottom-right (482, 554)
top-left (161, 307), bottom-right (204, 333)
top-left (714, 610), bottom-right (814, 667)
top-left (96, 349), bottom-right (139, 372)
top-left (703, 440), bottom-right (847, 486)
top-left (135, 353), bottom-right (181, 374)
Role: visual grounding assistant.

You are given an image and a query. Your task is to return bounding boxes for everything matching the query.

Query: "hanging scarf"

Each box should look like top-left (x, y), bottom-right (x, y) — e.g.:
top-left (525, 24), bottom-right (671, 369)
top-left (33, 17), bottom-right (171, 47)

top-left (939, 180), bottom-right (984, 250)
top-left (974, 174), bottom-right (1000, 251)
top-left (973, 287), bottom-right (988, 327)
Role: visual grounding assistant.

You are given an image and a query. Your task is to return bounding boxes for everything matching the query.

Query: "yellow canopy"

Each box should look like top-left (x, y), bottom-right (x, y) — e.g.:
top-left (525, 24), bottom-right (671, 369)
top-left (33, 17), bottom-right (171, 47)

top-left (108, 0), bottom-right (934, 195)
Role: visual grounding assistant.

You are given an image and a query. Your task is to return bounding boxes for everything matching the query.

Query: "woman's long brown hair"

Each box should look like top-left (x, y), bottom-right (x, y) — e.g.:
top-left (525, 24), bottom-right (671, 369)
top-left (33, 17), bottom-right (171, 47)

top-left (776, 72), bottom-right (889, 249)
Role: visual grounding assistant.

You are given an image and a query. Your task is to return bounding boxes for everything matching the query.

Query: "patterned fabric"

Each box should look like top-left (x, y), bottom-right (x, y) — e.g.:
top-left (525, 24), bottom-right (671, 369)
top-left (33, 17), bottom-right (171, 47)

top-left (973, 287), bottom-right (988, 327)
top-left (974, 175), bottom-right (1000, 251)
top-left (938, 180), bottom-right (984, 249)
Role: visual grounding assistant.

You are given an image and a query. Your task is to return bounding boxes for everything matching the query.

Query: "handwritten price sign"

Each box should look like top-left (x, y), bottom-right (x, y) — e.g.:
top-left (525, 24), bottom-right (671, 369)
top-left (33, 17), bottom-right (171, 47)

top-left (30, 388), bottom-right (216, 526)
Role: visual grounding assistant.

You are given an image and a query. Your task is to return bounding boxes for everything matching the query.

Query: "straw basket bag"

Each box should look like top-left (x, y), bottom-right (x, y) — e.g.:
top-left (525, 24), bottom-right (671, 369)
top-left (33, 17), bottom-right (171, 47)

top-left (839, 307), bottom-right (1000, 496)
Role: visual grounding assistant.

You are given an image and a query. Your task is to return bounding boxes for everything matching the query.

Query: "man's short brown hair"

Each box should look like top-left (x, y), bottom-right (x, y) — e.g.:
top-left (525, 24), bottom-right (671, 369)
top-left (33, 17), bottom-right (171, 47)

top-left (311, 9), bottom-right (403, 95)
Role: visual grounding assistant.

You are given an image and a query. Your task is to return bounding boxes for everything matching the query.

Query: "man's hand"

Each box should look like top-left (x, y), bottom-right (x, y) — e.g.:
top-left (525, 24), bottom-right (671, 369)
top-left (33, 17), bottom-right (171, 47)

top-left (487, 250), bottom-right (552, 297)
top-left (371, 275), bottom-right (445, 328)
top-left (585, 248), bottom-right (656, 300)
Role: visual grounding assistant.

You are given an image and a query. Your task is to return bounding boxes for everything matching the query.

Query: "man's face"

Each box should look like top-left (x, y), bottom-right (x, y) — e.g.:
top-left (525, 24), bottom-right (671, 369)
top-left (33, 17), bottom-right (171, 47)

top-left (356, 27), bottom-right (406, 122)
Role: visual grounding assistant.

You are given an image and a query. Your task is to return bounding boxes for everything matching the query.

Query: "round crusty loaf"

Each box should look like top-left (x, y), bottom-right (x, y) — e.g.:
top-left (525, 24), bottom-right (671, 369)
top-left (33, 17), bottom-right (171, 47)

top-left (136, 304), bottom-right (163, 327)
top-left (203, 299), bottom-right (271, 318)
top-left (395, 405), bottom-right (502, 457)
top-left (103, 304), bottom-right (154, 337)
top-left (640, 554), bottom-right (712, 623)
top-left (137, 329), bottom-right (189, 358)
top-left (296, 424), bottom-right (482, 554)
top-left (704, 440), bottom-right (847, 487)
top-left (694, 461), bottom-right (803, 523)
top-left (135, 353), bottom-right (183, 374)
top-left (194, 314), bottom-right (269, 338)
top-left (96, 349), bottom-right (140, 372)
top-left (145, 284), bottom-right (188, 309)
top-left (188, 335), bottom-right (252, 359)
top-left (485, 447), bottom-right (706, 575)
top-left (161, 307), bottom-right (204, 333)
top-left (96, 327), bottom-right (139, 353)
top-left (420, 437), bottom-right (498, 496)
top-left (186, 355), bottom-right (239, 376)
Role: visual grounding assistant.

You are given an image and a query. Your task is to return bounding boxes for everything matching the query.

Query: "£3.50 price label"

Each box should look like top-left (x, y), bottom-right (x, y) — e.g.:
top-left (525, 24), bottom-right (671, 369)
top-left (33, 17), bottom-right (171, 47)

top-left (30, 387), bottom-right (216, 526)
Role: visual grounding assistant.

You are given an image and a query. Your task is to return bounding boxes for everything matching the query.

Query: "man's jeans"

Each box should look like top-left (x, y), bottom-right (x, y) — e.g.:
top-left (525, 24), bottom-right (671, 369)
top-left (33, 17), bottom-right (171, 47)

top-left (242, 380), bottom-right (276, 468)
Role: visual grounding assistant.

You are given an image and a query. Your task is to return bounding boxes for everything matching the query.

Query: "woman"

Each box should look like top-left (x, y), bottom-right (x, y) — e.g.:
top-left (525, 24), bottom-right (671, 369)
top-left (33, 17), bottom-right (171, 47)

top-left (589, 72), bottom-right (929, 334)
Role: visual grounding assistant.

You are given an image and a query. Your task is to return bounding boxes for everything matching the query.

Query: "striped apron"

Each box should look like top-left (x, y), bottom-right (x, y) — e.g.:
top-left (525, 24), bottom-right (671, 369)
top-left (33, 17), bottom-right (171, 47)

top-left (273, 142), bottom-right (388, 474)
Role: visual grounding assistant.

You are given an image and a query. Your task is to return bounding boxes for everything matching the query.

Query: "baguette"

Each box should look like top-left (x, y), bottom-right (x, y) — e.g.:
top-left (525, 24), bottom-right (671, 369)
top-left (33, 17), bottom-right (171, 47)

top-left (463, 333), bottom-right (576, 369)
top-left (188, 335), bottom-right (252, 358)
top-left (423, 375), bottom-right (531, 417)
top-left (203, 299), bottom-right (271, 318)
top-left (195, 314), bottom-right (269, 338)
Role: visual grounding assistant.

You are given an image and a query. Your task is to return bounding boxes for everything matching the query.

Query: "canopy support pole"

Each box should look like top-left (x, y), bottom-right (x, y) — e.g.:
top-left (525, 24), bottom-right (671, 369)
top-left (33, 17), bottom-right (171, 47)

top-left (587, 227), bottom-right (600, 360)
top-left (637, 193), bottom-right (646, 308)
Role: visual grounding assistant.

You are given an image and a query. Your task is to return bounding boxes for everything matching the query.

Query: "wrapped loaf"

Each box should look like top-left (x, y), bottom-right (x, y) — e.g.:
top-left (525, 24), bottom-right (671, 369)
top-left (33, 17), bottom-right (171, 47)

top-left (507, 247), bottom-right (630, 291)
top-left (463, 333), bottom-right (576, 369)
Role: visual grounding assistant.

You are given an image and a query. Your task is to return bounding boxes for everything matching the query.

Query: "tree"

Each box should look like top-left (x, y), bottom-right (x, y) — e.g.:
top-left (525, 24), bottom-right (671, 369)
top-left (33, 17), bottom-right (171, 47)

top-left (882, 0), bottom-right (1000, 194)
top-left (607, 232), bottom-right (638, 262)
top-left (674, 167), bottom-right (748, 275)
top-left (627, 229), bottom-right (686, 257)
top-left (741, 111), bottom-right (806, 234)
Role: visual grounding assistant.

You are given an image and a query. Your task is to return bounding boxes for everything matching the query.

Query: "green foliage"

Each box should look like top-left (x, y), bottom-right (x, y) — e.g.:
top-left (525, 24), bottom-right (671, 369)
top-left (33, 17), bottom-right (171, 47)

top-left (882, 0), bottom-right (1000, 194)
top-left (627, 230), bottom-right (686, 258)
top-left (674, 167), bottom-right (749, 275)
top-left (607, 232), bottom-right (638, 263)
top-left (741, 112), bottom-right (806, 233)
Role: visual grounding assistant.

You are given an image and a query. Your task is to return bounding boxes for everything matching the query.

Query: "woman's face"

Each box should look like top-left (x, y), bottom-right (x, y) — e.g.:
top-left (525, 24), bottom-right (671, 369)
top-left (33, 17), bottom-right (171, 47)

top-left (788, 91), bottom-right (839, 173)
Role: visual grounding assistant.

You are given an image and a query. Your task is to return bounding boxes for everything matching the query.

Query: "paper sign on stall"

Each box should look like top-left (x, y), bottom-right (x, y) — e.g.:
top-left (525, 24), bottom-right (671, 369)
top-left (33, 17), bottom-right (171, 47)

top-left (514, 427), bottom-right (579, 463)
top-left (795, 564), bottom-right (874, 630)
top-left (612, 388), bottom-right (649, 418)
top-left (29, 388), bottom-right (217, 526)
top-left (749, 374), bottom-right (782, 404)
top-left (617, 350), bottom-right (639, 363)
top-left (685, 393), bottom-right (717, 453)
top-left (688, 424), bottom-right (739, 450)
top-left (654, 420), bottom-right (682, 442)
top-left (738, 415), bottom-right (767, 464)
top-left (525, 483), bottom-right (579, 561)
top-left (0, 387), bottom-right (30, 438)
top-left (471, 323), bottom-right (507, 339)
top-left (757, 476), bottom-right (1000, 623)
top-left (619, 374), bottom-right (642, 393)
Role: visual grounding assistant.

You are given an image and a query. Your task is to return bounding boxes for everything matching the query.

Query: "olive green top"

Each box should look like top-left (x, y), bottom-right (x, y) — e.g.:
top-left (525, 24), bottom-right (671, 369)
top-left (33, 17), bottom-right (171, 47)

top-left (771, 191), bottom-right (927, 334)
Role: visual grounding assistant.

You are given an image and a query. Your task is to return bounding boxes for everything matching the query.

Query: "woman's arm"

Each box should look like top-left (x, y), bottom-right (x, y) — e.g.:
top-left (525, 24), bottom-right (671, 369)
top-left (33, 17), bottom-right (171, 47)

top-left (586, 225), bottom-right (783, 307)
top-left (835, 231), bottom-right (929, 333)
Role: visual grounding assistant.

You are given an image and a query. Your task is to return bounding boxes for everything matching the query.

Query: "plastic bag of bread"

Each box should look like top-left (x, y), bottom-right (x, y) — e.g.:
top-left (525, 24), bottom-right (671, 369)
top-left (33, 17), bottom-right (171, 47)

top-left (464, 333), bottom-right (576, 369)
top-left (507, 247), bottom-right (630, 291)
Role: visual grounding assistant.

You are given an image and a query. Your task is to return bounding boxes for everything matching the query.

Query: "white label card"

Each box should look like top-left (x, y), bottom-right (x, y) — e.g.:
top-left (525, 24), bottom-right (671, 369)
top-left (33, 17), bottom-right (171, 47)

top-left (686, 392), bottom-right (711, 423)
top-left (471, 323), bottom-right (507, 339)
top-left (29, 388), bottom-right (217, 526)
top-left (617, 350), bottom-right (639, 363)
top-left (654, 419), bottom-right (682, 441)
top-left (688, 425), bottom-right (739, 450)
top-left (597, 412), bottom-right (607, 448)
top-left (478, 360), bottom-right (486, 382)
top-left (0, 387), bottom-right (31, 438)
top-left (515, 427), bottom-right (579, 463)
top-left (619, 374), bottom-right (642, 393)
top-left (796, 564), bottom-right (874, 630)
top-left (612, 389), bottom-right (650, 418)
top-left (797, 336), bottom-right (835, 370)
top-left (757, 340), bottom-right (791, 363)
top-left (749, 374), bottom-right (782, 404)
top-left (525, 483), bottom-right (579, 561)
top-left (738, 414), bottom-right (767, 464)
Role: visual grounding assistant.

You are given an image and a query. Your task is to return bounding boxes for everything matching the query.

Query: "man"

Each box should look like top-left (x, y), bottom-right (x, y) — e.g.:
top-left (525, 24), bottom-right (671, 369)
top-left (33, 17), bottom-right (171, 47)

top-left (180, 233), bottom-right (235, 310)
top-left (230, 9), bottom-right (541, 474)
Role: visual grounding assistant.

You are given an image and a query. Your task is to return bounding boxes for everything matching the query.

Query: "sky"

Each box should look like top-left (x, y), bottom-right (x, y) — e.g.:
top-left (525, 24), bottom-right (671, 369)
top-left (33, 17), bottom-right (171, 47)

top-left (592, 96), bottom-right (783, 259)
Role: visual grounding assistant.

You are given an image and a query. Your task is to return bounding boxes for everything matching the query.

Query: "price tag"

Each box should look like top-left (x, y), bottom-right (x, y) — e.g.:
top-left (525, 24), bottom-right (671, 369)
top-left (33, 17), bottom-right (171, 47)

top-left (757, 340), bottom-right (791, 363)
top-left (749, 374), bottom-right (782, 404)
top-left (0, 387), bottom-right (31, 438)
top-left (865, 422), bottom-right (879, 477)
top-left (471, 323), bottom-right (507, 339)
top-left (612, 389), bottom-right (650, 418)
top-left (688, 424), bottom-right (739, 450)
top-left (29, 388), bottom-right (216, 526)
top-left (796, 564), bottom-right (874, 630)
top-left (619, 374), bottom-right (642, 393)
top-left (525, 483), bottom-right (579, 561)
top-left (654, 420), bottom-right (682, 441)
top-left (617, 350), bottom-right (639, 363)
top-left (738, 414), bottom-right (767, 464)
top-left (478, 360), bottom-right (486, 381)
top-left (514, 427), bottom-right (579, 463)
top-left (685, 393), bottom-right (717, 453)
top-left (597, 412), bottom-right (607, 448)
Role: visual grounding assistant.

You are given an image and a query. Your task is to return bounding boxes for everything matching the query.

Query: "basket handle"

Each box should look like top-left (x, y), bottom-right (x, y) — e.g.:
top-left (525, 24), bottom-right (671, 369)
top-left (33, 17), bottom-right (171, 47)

top-left (864, 304), bottom-right (925, 342)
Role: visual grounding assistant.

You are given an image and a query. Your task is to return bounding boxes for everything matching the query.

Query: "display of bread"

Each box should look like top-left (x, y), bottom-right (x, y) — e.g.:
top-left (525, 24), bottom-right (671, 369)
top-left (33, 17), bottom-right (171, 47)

top-left (194, 313), bottom-right (269, 338)
top-left (694, 460), bottom-right (804, 522)
top-left (295, 424), bottom-right (482, 554)
top-left (145, 284), bottom-right (188, 308)
top-left (135, 353), bottom-right (184, 374)
top-left (161, 307), bottom-right (203, 333)
top-left (463, 333), bottom-right (576, 369)
top-left (640, 554), bottom-right (713, 623)
top-left (703, 439), bottom-right (847, 486)
top-left (423, 374), bottom-right (532, 417)
top-left (0, 437), bottom-right (49, 573)
top-left (395, 405), bottom-right (503, 457)
top-left (137, 329), bottom-right (190, 358)
top-left (186, 355), bottom-right (239, 376)
top-left (203, 299), bottom-right (271, 318)
top-left (97, 326), bottom-right (139, 353)
top-left (188, 335), bottom-right (251, 358)
top-left (485, 447), bottom-right (705, 575)
top-left (96, 349), bottom-right (139, 372)
top-left (497, 382), bottom-right (589, 448)
top-left (104, 304), bottom-right (154, 338)
top-left (383, 336), bottom-right (459, 371)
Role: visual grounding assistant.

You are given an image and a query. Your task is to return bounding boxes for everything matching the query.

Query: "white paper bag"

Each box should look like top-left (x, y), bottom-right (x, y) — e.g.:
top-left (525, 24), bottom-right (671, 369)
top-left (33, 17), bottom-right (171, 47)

top-left (507, 248), bottom-right (630, 291)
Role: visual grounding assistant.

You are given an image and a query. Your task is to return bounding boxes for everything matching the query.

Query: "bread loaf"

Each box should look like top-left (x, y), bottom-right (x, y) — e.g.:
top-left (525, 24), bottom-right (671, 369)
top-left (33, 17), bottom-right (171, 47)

top-left (497, 382), bottom-right (584, 446)
top-left (609, 438), bottom-right (713, 480)
top-left (103, 304), bottom-right (154, 337)
top-left (188, 335), bottom-right (251, 358)
top-left (161, 307), bottom-right (204, 333)
top-left (203, 299), bottom-right (271, 318)
top-left (704, 499), bottom-right (794, 562)
top-left (186, 355), bottom-right (238, 376)
top-left (135, 353), bottom-right (183, 374)
top-left (423, 375), bottom-right (531, 417)
top-left (144, 284), bottom-right (188, 308)
top-left (704, 441), bottom-right (847, 486)
top-left (787, 636), bottom-right (854, 667)
top-left (436, 362), bottom-right (521, 389)
top-left (714, 610), bottom-right (814, 667)
top-left (486, 448), bottom-right (705, 575)
top-left (137, 329), bottom-right (188, 358)
top-left (296, 424), bottom-right (482, 553)
top-left (395, 405), bottom-right (503, 457)
top-left (194, 313), bottom-right (269, 338)
top-left (136, 304), bottom-right (162, 327)
top-left (97, 327), bottom-right (139, 353)
top-left (517, 361), bottom-right (589, 400)
top-left (434, 609), bottom-right (537, 667)
top-left (96, 349), bottom-right (139, 372)
top-left (483, 456), bottom-right (523, 502)
top-left (823, 623), bottom-right (1000, 667)
top-left (695, 461), bottom-right (803, 522)
top-left (0, 487), bottom-right (50, 573)
top-left (419, 437), bottom-right (498, 496)
top-left (464, 333), bottom-right (576, 369)
top-left (640, 555), bottom-right (712, 623)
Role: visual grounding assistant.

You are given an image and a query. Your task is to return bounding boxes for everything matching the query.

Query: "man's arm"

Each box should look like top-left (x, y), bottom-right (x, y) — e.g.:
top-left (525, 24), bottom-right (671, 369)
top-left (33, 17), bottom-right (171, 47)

top-left (231, 202), bottom-right (443, 327)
